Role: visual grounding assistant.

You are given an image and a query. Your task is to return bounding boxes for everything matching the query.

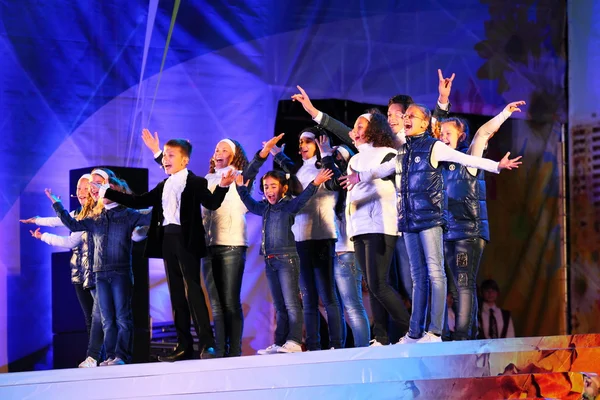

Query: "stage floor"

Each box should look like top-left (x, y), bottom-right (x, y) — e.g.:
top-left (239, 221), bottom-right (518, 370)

top-left (1, 334), bottom-right (598, 399)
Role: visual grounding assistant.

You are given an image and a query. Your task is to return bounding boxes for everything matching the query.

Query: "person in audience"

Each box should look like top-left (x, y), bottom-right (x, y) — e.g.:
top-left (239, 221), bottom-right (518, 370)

top-left (478, 279), bottom-right (515, 339)
top-left (142, 129), bottom-right (251, 358)
top-left (236, 145), bottom-right (333, 354)
top-left (98, 139), bottom-right (235, 362)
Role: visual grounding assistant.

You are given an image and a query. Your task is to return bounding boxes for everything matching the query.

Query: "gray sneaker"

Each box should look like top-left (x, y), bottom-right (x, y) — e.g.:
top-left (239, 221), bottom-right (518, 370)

top-left (99, 357), bottom-right (114, 366)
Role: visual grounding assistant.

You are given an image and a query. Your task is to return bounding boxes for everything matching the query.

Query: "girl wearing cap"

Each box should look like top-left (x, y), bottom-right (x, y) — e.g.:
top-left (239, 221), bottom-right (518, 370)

top-left (270, 127), bottom-right (344, 351)
top-left (142, 130), bottom-right (251, 358)
top-left (342, 110), bottom-right (411, 346)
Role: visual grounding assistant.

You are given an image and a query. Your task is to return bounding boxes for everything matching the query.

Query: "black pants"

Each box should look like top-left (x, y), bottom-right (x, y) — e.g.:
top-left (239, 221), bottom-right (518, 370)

top-left (353, 233), bottom-right (410, 343)
top-left (163, 229), bottom-right (215, 351)
top-left (74, 283), bottom-right (94, 337)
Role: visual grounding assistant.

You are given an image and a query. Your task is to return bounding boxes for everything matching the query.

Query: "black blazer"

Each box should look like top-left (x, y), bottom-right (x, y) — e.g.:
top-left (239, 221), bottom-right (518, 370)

top-left (104, 171), bottom-right (228, 259)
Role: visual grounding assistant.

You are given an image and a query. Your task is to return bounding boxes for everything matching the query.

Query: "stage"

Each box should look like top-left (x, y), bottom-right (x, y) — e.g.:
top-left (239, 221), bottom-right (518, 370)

top-left (0, 334), bottom-right (598, 399)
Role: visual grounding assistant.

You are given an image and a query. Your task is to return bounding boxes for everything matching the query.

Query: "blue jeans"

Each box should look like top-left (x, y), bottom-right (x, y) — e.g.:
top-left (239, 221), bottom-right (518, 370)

top-left (296, 239), bottom-right (343, 350)
top-left (96, 269), bottom-right (134, 363)
top-left (334, 252), bottom-right (370, 347)
top-left (404, 226), bottom-right (446, 337)
top-left (87, 288), bottom-right (105, 361)
top-left (444, 238), bottom-right (485, 340)
top-left (265, 253), bottom-right (303, 345)
top-left (202, 245), bottom-right (246, 357)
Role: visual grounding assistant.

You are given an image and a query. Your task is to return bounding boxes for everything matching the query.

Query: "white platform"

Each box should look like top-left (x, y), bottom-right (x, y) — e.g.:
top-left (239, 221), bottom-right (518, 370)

top-left (0, 336), bottom-right (589, 400)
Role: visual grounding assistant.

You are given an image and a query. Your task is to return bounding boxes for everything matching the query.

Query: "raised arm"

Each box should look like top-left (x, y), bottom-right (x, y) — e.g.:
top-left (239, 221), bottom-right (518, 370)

top-left (51, 201), bottom-right (94, 232)
top-left (141, 128), bottom-right (163, 167)
top-left (291, 85), bottom-right (354, 148)
top-left (287, 169), bottom-right (333, 213)
top-left (273, 151), bottom-right (296, 174)
top-left (468, 101), bottom-right (525, 158)
top-left (198, 172), bottom-right (234, 211)
top-left (432, 141), bottom-right (522, 173)
top-left (432, 69), bottom-right (454, 123)
top-left (101, 184), bottom-right (161, 209)
top-left (235, 176), bottom-right (267, 216)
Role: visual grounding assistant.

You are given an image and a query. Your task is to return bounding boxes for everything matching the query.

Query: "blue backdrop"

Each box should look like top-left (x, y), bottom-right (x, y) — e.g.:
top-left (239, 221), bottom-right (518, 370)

top-left (0, 0), bottom-right (566, 370)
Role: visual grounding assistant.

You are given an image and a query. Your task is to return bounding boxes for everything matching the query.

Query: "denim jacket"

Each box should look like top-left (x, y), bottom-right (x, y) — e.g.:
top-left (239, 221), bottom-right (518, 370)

top-left (53, 202), bottom-right (152, 272)
top-left (236, 184), bottom-right (318, 256)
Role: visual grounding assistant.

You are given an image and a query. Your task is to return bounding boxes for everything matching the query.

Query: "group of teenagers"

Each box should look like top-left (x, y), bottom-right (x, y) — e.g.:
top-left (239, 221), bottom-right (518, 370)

top-left (21, 69), bottom-right (524, 367)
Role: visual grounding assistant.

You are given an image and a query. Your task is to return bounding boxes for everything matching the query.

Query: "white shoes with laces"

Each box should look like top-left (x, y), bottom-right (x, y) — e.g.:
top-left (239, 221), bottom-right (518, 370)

top-left (257, 344), bottom-right (282, 355)
top-left (276, 341), bottom-right (303, 353)
top-left (78, 356), bottom-right (98, 368)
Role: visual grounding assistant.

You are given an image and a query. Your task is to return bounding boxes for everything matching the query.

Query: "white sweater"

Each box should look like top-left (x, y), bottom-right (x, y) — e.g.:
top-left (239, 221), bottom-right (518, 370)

top-left (203, 166), bottom-right (248, 246)
top-left (291, 156), bottom-right (338, 242)
top-left (346, 143), bottom-right (399, 238)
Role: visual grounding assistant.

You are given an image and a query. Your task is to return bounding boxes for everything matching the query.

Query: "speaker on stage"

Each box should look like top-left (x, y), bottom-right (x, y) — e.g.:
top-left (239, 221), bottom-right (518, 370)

top-left (52, 166), bottom-right (151, 367)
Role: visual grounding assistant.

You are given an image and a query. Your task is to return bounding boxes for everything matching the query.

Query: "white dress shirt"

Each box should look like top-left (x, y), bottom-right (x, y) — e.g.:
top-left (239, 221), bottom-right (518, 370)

top-left (162, 168), bottom-right (188, 226)
top-left (480, 302), bottom-right (515, 339)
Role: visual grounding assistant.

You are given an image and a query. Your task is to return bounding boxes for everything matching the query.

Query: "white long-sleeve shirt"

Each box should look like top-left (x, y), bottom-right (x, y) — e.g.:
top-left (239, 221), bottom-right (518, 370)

top-left (292, 156), bottom-right (338, 242)
top-left (346, 143), bottom-right (398, 238)
top-left (464, 109), bottom-right (512, 175)
top-left (480, 303), bottom-right (515, 339)
top-left (35, 210), bottom-right (77, 227)
top-left (40, 231), bottom-right (84, 249)
top-left (203, 165), bottom-right (248, 246)
top-left (359, 139), bottom-right (501, 183)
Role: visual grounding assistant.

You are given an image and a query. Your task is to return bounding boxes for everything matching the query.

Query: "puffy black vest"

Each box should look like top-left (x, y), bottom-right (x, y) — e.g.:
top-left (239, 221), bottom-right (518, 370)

top-left (442, 155), bottom-right (490, 242)
top-left (398, 132), bottom-right (446, 233)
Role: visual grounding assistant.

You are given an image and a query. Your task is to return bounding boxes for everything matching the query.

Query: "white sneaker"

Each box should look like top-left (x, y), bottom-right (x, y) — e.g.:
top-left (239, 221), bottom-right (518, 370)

top-left (78, 356), bottom-right (98, 368)
top-left (99, 358), bottom-right (114, 366)
top-left (416, 332), bottom-right (442, 343)
top-left (397, 334), bottom-right (420, 345)
top-left (369, 339), bottom-right (384, 347)
top-left (107, 357), bottom-right (125, 366)
top-left (276, 341), bottom-right (303, 353)
top-left (257, 344), bottom-right (282, 355)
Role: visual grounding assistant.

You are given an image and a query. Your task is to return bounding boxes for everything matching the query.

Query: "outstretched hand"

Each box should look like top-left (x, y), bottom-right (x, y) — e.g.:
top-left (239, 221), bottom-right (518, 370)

top-left (498, 152), bottom-right (522, 171)
top-left (142, 128), bottom-right (161, 154)
top-left (504, 101), bottom-right (526, 114)
top-left (20, 217), bottom-right (38, 224)
top-left (437, 69), bottom-right (455, 104)
top-left (219, 169), bottom-right (237, 187)
top-left (44, 188), bottom-right (61, 204)
top-left (260, 133), bottom-right (285, 158)
top-left (291, 85), bottom-right (319, 118)
top-left (316, 135), bottom-right (333, 155)
top-left (313, 168), bottom-right (334, 186)
top-left (339, 165), bottom-right (360, 190)
top-left (30, 228), bottom-right (43, 240)
top-left (235, 174), bottom-right (249, 187)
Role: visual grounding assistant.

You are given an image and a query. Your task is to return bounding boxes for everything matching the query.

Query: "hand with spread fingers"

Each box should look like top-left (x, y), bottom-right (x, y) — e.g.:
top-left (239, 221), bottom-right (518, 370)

top-left (498, 152), bottom-right (523, 171)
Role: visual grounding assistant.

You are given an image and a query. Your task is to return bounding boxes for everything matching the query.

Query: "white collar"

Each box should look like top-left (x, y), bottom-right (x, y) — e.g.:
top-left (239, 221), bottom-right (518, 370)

top-left (168, 168), bottom-right (188, 181)
top-left (356, 143), bottom-right (374, 152)
top-left (302, 156), bottom-right (317, 166)
top-left (482, 303), bottom-right (499, 312)
top-left (104, 202), bottom-right (119, 210)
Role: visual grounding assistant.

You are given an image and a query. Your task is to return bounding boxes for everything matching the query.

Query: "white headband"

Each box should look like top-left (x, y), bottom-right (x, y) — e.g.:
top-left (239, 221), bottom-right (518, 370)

top-left (78, 173), bottom-right (92, 184)
top-left (219, 139), bottom-right (237, 156)
top-left (334, 146), bottom-right (351, 162)
top-left (91, 169), bottom-right (109, 182)
top-left (300, 131), bottom-right (316, 140)
top-left (359, 113), bottom-right (372, 122)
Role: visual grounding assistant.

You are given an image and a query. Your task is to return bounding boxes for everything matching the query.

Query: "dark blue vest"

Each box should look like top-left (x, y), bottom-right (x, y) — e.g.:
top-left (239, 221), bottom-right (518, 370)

top-left (398, 132), bottom-right (446, 233)
top-left (442, 155), bottom-right (490, 242)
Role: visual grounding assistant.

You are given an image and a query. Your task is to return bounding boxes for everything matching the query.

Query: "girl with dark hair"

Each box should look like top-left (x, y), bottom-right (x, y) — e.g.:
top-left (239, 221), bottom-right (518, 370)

top-left (142, 130), bottom-right (252, 358)
top-left (440, 101), bottom-right (524, 341)
top-left (46, 176), bottom-right (152, 366)
top-left (270, 127), bottom-right (344, 350)
top-left (341, 111), bottom-right (410, 347)
top-left (236, 159), bottom-right (333, 354)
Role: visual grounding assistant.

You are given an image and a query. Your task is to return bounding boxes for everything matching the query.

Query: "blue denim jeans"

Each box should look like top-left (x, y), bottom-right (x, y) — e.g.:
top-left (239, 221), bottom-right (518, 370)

top-left (87, 288), bottom-right (105, 361)
top-left (334, 252), bottom-right (370, 347)
top-left (202, 245), bottom-right (246, 357)
top-left (96, 269), bottom-right (134, 363)
top-left (265, 253), bottom-right (303, 345)
top-left (404, 226), bottom-right (446, 337)
top-left (296, 239), bottom-right (343, 350)
top-left (444, 238), bottom-right (485, 340)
